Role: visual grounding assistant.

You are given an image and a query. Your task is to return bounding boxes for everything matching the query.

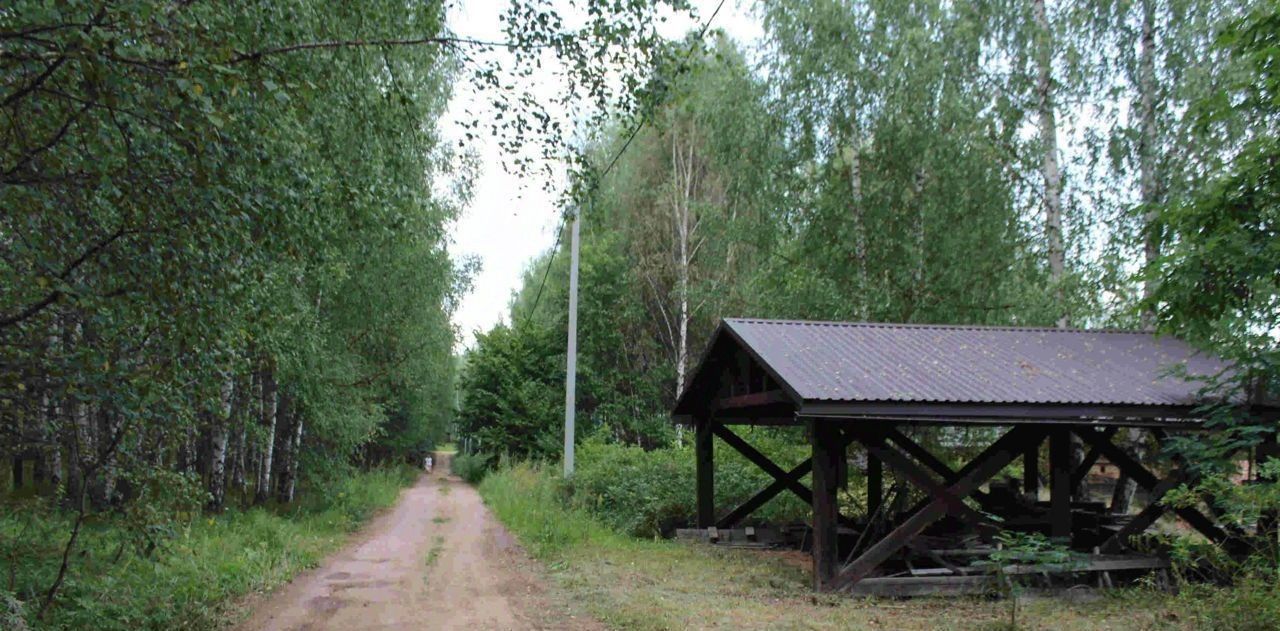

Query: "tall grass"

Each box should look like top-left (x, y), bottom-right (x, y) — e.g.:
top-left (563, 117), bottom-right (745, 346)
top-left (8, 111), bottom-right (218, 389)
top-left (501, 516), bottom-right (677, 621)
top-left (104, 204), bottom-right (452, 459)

top-left (477, 462), bottom-right (616, 558)
top-left (478, 463), bottom-right (1196, 630)
top-left (1, 466), bottom-right (418, 630)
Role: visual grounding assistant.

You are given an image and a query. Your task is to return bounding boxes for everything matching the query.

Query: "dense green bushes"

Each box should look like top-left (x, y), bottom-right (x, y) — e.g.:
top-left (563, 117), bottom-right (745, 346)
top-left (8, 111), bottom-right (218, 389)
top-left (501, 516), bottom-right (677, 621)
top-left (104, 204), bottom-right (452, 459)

top-left (567, 434), bottom-right (819, 537)
top-left (458, 433), bottom-right (844, 538)
top-left (450, 451), bottom-right (492, 485)
top-left (0, 466), bottom-right (416, 630)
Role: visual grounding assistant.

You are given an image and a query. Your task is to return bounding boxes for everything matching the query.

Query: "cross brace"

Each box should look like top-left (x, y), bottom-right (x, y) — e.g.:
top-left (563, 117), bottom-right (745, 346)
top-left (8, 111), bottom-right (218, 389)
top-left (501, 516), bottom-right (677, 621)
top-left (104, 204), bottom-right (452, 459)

top-left (827, 426), bottom-right (1041, 591)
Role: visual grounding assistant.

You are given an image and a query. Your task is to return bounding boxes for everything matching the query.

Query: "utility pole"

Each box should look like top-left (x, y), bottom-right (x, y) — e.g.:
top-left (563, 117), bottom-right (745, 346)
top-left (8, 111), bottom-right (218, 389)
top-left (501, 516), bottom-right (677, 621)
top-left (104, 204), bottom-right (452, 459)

top-left (563, 205), bottom-right (581, 476)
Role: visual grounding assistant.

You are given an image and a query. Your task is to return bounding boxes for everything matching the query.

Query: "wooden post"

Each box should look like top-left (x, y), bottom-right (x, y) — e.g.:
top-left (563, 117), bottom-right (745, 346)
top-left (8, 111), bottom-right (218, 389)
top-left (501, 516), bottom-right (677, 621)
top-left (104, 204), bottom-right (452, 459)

top-left (1260, 430), bottom-right (1279, 538)
top-left (811, 420), bottom-right (842, 590)
top-left (11, 457), bottom-right (23, 490)
top-left (867, 451), bottom-right (883, 518)
top-left (1023, 437), bottom-right (1040, 500)
top-left (695, 416), bottom-right (714, 528)
top-left (1049, 427), bottom-right (1072, 540)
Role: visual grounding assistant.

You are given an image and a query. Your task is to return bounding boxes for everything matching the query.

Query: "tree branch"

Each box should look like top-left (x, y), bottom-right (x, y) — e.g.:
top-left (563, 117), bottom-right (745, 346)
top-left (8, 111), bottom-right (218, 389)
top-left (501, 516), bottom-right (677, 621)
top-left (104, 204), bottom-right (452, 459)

top-left (229, 36), bottom-right (550, 64)
top-left (0, 226), bottom-right (131, 330)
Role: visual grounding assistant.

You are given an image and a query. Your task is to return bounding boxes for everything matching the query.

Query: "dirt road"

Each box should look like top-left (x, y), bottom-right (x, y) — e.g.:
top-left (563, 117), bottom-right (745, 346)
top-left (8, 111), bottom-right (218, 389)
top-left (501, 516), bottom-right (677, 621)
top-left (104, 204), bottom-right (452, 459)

top-left (238, 453), bottom-right (595, 630)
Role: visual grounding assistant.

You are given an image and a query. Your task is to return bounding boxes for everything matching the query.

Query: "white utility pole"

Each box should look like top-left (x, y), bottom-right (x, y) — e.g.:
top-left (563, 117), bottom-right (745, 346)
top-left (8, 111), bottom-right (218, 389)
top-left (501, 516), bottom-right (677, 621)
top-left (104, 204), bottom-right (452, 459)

top-left (563, 205), bottom-right (581, 476)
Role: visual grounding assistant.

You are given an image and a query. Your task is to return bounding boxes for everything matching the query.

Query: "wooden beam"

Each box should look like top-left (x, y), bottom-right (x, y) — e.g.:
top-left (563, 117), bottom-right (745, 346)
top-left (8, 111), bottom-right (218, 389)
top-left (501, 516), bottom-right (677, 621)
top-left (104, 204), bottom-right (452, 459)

top-left (853, 431), bottom-right (991, 531)
top-left (1073, 426), bottom-right (1228, 544)
top-left (829, 426), bottom-right (1036, 591)
top-left (1099, 473), bottom-right (1184, 553)
top-left (1049, 427), bottom-right (1073, 540)
top-left (867, 452), bottom-right (882, 518)
top-left (712, 389), bottom-right (791, 411)
top-left (696, 416), bottom-right (714, 528)
top-left (799, 401), bottom-right (1226, 424)
top-left (716, 459), bottom-right (812, 529)
top-left (884, 427), bottom-right (997, 511)
top-left (811, 421), bottom-right (843, 590)
top-left (1024, 434), bottom-right (1041, 499)
top-left (847, 575), bottom-right (995, 597)
top-left (1260, 432), bottom-right (1279, 537)
top-left (1069, 427), bottom-right (1119, 491)
top-left (711, 423), bottom-right (812, 504)
top-left (712, 416), bottom-right (799, 426)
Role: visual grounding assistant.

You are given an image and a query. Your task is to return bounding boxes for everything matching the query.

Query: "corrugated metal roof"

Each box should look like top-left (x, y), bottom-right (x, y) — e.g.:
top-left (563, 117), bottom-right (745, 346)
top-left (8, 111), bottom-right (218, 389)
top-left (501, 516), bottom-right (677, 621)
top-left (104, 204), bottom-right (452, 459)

top-left (720, 318), bottom-right (1228, 407)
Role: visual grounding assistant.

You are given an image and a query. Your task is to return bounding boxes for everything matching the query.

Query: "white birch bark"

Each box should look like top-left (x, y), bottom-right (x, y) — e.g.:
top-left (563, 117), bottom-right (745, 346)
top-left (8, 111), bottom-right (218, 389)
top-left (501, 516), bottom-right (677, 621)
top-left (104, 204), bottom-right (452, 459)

top-left (1114, 0), bottom-right (1160, 514)
top-left (207, 373), bottom-right (233, 511)
top-left (255, 368), bottom-right (277, 505)
top-left (671, 124), bottom-right (699, 397)
top-left (845, 138), bottom-right (869, 320)
top-left (1033, 0), bottom-right (1068, 329)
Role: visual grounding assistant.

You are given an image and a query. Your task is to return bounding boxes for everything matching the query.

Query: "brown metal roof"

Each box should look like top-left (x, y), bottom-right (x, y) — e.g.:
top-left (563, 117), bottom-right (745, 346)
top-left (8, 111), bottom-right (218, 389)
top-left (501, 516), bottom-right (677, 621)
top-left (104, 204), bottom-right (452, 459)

top-left (678, 318), bottom-right (1234, 414)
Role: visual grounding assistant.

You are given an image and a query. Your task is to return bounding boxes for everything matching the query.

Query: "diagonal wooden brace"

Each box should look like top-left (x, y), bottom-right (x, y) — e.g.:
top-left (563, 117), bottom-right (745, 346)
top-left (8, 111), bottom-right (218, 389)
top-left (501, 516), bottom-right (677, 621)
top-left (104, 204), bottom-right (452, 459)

top-left (852, 429), bottom-right (993, 532)
top-left (1099, 472), bottom-right (1186, 553)
top-left (717, 458), bottom-right (812, 529)
top-left (1073, 427), bottom-right (1228, 546)
top-left (827, 426), bottom-right (1040, 591)
top-left (1069, 426), bottom-right (1119, 491)
top-left (711, 423), bottom-right (813, 504)
top-left (883, 427), bottom-right (999, 513)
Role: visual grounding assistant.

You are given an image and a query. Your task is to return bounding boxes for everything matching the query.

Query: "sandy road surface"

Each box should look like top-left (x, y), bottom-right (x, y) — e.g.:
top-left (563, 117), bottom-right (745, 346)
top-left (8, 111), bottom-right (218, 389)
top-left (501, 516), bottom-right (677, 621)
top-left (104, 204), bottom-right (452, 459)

top-left (238, 453), bottom-right (596, 630)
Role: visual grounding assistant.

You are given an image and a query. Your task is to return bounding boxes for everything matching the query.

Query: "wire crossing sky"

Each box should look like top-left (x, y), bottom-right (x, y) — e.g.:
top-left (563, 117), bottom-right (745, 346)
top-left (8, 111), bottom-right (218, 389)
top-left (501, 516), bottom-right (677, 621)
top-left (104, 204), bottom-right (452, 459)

top-left (443, 0), bottom-right (761, 349)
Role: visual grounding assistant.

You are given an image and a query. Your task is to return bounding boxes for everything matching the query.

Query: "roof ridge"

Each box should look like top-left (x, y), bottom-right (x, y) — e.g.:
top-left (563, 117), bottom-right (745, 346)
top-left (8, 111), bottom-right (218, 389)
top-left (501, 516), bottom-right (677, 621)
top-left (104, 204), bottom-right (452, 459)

top-left (722, 317), bottom-right (1150, 335)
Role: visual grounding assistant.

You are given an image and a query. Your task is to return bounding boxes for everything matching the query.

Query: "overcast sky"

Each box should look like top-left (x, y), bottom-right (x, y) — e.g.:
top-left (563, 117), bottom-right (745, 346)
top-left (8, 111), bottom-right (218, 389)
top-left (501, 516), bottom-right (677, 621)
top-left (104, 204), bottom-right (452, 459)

top-left (443, 0), bottom-right (761, 349)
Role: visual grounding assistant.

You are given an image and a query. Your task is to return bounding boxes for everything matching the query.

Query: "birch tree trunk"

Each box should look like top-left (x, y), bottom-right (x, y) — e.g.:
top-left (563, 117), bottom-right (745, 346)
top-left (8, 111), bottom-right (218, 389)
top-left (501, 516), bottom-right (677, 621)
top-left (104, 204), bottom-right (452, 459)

top-left (88, 407), bottom-right (119, 509)
top-left (227, 373), bottom-right (250, 499)
top-left (1114, 0), bottom-right (1161, 515)
top-left (1033, 0), bottom-right (1087, 497)
top-left (671, 124), bottom-right (698, 397)
top-left (845, 137), bottom-right (869, 320)
top-left (273, 393), bottom-right (296, 504)
top-left (286, 417), bottom-right (304, 502)
top-left (41, 327), bottom-right (64, 490)
top-left (276, 398), bottom-right (304, 504)
top-left (1034, 0), bottom-right (1067, 330)
top-left (41, 389), bottom-right (62, 490)
top-left (254, 367), bottom-right (278, 505)
top-left (206, 373), bottom-right (233, 512)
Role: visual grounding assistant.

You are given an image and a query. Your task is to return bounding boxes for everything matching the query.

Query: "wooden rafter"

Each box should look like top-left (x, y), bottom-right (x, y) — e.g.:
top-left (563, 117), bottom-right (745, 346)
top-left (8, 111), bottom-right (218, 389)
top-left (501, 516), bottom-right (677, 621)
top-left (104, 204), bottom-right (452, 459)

top-left (712, 389), bottom-right (791, 411)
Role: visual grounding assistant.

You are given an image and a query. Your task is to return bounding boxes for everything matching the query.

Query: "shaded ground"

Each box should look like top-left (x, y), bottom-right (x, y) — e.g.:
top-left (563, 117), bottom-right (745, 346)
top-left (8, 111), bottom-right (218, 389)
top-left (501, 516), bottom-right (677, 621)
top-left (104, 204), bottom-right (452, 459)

top-left (237, 453), bottom-right (596, 630)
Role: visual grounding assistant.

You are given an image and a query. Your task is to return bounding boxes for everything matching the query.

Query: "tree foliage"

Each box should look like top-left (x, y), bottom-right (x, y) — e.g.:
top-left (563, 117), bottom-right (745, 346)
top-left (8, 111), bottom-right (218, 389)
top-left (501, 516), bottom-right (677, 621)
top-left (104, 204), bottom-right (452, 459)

top-left (0, 0), bottom-right (694, 620)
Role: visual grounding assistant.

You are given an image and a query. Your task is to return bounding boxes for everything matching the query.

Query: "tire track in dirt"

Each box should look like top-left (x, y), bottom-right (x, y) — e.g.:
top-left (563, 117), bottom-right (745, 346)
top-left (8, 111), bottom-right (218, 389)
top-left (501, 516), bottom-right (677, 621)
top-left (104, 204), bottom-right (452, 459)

top-left (237, 453), bottom-right (597, 630)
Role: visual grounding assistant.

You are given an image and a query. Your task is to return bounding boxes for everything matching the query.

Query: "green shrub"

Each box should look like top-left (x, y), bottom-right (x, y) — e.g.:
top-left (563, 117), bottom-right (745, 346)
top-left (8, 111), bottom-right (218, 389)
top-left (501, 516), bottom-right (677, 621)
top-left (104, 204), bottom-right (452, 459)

top-left (571, 433), bottom-right (816, 537)
top-left (478, 462), bottom-right (614, 558)
top-left (451, 451), bottom-right (491, 484)
top-left (1, 590), bottom-right (26, 631)
top-left (1172, 572), bottom-right (1280, 631)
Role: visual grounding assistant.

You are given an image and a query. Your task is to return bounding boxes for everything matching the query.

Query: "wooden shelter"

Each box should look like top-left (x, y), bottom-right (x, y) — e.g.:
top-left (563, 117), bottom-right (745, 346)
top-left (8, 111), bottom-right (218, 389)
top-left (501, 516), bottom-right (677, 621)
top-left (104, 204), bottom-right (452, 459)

top-left (672, 319), bottom-right (1278, 593)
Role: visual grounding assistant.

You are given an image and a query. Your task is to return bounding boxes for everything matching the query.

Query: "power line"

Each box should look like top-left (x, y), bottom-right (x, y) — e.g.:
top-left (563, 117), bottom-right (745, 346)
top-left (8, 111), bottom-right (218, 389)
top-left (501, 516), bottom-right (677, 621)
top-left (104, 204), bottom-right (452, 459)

top-left (525, 214), bottom-right (564, 325)
top-left (524, 0), bottom-right (727, 322)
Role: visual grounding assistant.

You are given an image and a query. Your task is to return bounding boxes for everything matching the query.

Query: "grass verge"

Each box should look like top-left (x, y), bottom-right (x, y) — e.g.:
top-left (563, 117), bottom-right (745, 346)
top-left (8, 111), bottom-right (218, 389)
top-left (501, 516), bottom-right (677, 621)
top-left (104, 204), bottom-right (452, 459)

top-left (478, 462), bottom-right (1199, 631)
top-left (1, 466), bottom-right (418, 630)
